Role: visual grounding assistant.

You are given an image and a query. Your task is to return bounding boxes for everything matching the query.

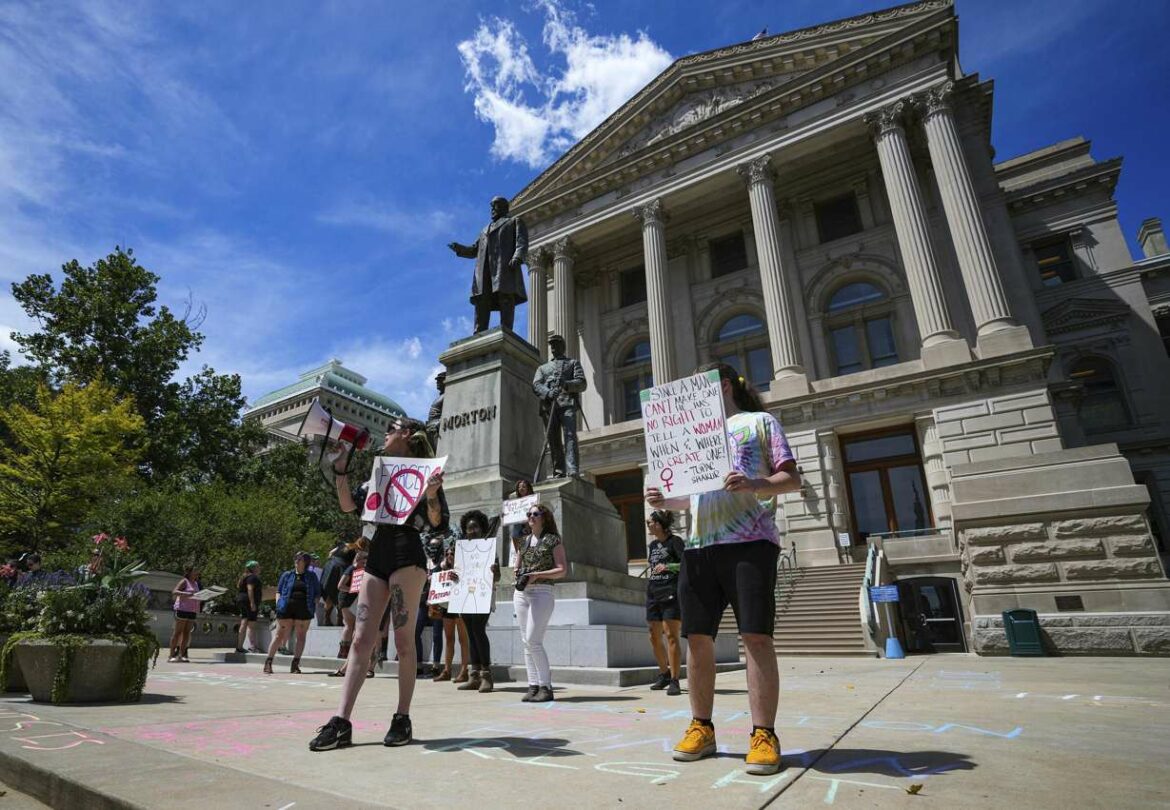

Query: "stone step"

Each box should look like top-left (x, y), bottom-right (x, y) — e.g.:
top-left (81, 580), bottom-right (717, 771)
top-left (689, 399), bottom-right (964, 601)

top-left (777, 648), bottom-right (879, 657)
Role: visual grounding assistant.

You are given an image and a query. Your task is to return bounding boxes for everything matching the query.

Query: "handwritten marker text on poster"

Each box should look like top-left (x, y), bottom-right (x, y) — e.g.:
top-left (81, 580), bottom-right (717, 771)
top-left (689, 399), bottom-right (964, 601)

top-left (361, 455), bottom-right (448, 525)
top-left (640, 370), bottom-right (731, 498)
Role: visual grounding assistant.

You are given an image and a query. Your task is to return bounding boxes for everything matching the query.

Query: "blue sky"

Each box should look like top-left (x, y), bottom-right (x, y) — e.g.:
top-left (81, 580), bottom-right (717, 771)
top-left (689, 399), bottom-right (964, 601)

top-left (1, 0), bottom-right (1166, 418)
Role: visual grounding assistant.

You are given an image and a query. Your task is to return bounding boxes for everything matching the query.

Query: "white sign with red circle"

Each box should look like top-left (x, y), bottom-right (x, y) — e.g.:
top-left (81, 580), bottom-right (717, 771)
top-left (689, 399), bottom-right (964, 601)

top-left (361, 455), bottom-right (448, 525)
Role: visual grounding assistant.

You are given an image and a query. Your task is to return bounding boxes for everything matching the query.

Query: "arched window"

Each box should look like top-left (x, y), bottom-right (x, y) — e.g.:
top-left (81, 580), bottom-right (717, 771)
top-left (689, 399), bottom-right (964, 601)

top-left (825, 281), bottom-right (898, 375)
top-left (1070, 357), bottom-right (1129, 432)
top-left (617, 340), bottom-right (653, 421)
top-left (712, 313), bottom-right (772, 388)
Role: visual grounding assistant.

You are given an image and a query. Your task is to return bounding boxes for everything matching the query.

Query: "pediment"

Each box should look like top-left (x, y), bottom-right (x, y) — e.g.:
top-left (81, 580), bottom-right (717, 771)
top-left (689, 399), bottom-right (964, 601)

top-left (513, 0), bottom-right (956, 218)
top-left (1041, 297), bottom-right (1131, 335)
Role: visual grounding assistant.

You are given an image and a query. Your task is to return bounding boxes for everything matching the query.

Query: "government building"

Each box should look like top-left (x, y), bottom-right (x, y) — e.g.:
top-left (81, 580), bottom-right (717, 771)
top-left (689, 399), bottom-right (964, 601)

top-left (509, 0), bottom-right (1170, 656)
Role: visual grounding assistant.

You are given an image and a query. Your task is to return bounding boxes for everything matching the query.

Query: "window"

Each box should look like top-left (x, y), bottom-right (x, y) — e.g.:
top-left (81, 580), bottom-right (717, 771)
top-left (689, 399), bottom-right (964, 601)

top-left (1033, 236), bottom-right (1076, 287)
top-left (825, 281), bottom-right (898, 375)
top-left (617, 340), bottom-right (653, 421)
top-left (597, 470), bottom-right (650, 560)
top-left (619, 265), bottom-right (647, 307)
top-left (815, 193), bottom-right (863, 243)
top-left (712, 313), bottom-right (773, 388)
top-left (709, 231), bottom-right (749, 278)
top-left (841, 428), bottom-right (932, 541)
top-left (1069, 357), bottom-right (1129, 432)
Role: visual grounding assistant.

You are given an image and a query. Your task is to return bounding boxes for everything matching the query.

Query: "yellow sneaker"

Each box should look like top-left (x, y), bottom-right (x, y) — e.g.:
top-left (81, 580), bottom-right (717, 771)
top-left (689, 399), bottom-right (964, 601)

top-left (745, 728), bottom-right (781, 775)
top-left (672, 719), bottom-right (717, 762)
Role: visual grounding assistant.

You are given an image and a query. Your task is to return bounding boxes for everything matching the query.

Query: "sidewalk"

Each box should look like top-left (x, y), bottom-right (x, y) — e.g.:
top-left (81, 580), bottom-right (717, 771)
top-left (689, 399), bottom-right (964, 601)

top-left (0, 653), bottom-right (1167, 809)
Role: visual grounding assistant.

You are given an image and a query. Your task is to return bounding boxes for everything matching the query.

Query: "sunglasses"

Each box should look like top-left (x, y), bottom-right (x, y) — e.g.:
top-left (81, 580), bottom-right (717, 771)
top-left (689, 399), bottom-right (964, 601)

top-left (526, 511), bottom-right (542, 518)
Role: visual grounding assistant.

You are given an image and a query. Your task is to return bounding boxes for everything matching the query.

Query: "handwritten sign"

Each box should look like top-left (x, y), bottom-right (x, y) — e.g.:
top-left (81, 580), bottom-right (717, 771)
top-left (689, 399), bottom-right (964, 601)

top-left (446, 537), bottom-right (496, 615)
top-left (501, 495), bottom-right (538, 526)
top-left (427, 569), bottom-right (456, 605)
top-left (640, 370), bottom-right (731, 499)
top-left (361, 455), bottom-right (448, 524)
top-left (191, 586), bottom-right (227, 602)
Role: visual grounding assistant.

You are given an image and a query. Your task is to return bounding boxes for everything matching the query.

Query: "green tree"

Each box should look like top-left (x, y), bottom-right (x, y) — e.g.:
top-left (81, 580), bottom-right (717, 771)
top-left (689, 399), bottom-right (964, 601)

top-left (0, 380), bottom-right (145, 554)
top-left (10, 248), bottom-right (262, 481)
top-left (0, 352), bottom-right (46, 447)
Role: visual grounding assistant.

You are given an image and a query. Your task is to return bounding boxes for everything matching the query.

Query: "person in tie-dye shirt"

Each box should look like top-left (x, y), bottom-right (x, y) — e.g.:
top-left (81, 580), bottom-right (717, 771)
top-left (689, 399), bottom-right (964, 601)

top-left (645, 362), bottom-right (800, 777)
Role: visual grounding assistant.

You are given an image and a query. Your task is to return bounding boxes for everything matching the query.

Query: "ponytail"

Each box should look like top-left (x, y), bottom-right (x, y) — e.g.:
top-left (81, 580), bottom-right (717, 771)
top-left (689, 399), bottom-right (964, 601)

top-left (697, 362), bottom-right (766, 413)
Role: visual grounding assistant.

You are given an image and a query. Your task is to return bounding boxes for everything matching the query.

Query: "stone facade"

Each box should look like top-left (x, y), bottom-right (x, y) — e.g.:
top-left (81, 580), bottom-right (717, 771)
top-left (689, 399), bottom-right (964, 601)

top-left (504, 0), bottom-right (1170, 655)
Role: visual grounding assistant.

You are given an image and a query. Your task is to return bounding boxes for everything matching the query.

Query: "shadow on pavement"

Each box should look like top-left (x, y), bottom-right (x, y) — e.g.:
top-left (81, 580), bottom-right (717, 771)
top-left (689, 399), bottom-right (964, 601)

top-left (420, 736), bottom-right (584, 758)
top-left (550, 695), bottom-right (641, 703)
top-left (793, 748), bottom-right (976, 778)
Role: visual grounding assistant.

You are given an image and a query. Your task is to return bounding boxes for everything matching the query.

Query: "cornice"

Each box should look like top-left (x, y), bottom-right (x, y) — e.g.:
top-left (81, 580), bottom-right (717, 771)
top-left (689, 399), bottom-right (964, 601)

top-left (1040, 297), bottom-right (1131, 336)
top-left (1002, 158), bottom-right (1123, 213)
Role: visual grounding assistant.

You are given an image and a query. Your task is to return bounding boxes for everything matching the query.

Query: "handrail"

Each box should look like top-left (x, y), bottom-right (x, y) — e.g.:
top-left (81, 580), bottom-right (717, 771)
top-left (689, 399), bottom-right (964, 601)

top-left (775, 541), bottom-right (800, 607)
top-left (859, 543), bottom-right (879, 636)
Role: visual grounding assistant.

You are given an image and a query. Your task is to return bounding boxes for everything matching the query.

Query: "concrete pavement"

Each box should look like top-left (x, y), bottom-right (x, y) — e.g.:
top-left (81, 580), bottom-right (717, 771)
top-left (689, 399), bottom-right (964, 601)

top-left (0, 653), bottom-right (1166, 809)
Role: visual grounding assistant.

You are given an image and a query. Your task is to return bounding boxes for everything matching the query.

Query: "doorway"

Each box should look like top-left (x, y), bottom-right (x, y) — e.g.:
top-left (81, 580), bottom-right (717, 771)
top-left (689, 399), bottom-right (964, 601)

top-left (897, 577), bottom-right (966, 653)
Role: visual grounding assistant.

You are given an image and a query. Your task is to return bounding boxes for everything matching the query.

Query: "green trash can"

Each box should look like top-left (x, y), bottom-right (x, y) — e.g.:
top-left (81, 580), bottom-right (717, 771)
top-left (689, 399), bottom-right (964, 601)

top-left (1002, 609), bottom-right (1046, 656)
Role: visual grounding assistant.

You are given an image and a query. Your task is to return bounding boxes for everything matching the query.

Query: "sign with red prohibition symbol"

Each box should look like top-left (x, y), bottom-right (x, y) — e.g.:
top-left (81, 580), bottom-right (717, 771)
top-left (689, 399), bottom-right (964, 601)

top-left (361, 455), bottom-right (448, 525)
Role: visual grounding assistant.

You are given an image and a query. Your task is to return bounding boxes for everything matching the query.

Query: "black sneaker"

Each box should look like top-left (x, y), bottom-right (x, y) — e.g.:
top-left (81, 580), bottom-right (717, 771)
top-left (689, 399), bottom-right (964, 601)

top-left (309, 716), bottom-right (352, 751)
top-left (383, 713), bottom-right (412, 746)
top-left (666, 678), bottom-right (682, 696)
top-left (650, 672), bottom-right (670, 691)
top-left (521, 685), bottom-right (539, 702)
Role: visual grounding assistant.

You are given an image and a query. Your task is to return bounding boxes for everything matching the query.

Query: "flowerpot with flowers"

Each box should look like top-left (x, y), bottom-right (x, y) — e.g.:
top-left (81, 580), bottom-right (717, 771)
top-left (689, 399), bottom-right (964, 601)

top-left (0, 569), bottom-right (79, 693)
top-left (1, 534), bottom-right (159, 704)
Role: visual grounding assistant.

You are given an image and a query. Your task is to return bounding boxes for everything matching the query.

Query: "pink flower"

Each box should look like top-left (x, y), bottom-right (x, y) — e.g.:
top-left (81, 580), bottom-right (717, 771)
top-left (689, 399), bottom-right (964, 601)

top-left (114, 536), bottom-right (129, 552)
top-left (92, 532), bottom-right (109, 545)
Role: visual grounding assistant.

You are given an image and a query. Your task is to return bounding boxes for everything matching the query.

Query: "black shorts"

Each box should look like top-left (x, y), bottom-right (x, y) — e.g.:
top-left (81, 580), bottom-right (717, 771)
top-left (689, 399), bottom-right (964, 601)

top-left (277, 601), bottom-right (313, 621)
top-left (679, 540), bottom-right (779, 638)
top-left (366, 527), bottom-right (427, 582)
top-left (339, 592), bottom-right (357, 610)
top-left (646, 579), bottom-right (681, 622)
top-left (174, 610), bottom-right (197, 621)
top-left (238, 602), bottom-right (259, 621)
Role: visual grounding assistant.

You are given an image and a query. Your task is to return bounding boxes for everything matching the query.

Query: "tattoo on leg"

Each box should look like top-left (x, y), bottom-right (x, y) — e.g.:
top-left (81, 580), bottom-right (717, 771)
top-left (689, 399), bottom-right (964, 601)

top-left (390, 585), bottom-right (408, 629)
top-left (356, 604), bottom-right (369, 624)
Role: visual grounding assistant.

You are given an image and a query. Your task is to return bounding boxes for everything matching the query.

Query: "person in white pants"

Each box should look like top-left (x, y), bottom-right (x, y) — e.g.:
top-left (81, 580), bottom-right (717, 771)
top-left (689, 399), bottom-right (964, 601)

top-left (513, 503), bottom-right (567, 702)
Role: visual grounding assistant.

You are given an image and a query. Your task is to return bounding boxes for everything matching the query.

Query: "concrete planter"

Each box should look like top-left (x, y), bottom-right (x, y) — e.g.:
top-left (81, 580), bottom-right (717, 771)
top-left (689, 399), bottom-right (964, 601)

top-left (0, 634), bottom-right (28, 692)
top-left (15, 639), bottom-right (135, 703)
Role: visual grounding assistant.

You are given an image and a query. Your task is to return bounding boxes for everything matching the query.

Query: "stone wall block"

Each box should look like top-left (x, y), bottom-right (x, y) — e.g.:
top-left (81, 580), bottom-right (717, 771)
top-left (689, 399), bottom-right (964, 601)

top-left (962, 411), bottom-right (1024, 433)
top-left (1134, 629), bottom-right (1170, 654)
top-left (973, 563), bottom-right (1059, 585)
top-left (1053, 515), bottom-right (1147, 537)
top-left (989, 392), bottom-right (1049, 413)
top-left (1044, 628), bottom-right (1135, 653)
top-left (1009, 539), bottom-right (1104, 562)
top-left (942, 433), bottom-right (997, 451)
top-left (969, 546), bottom-right (1005, 565)
top-left (1062, 559), bottom-right (1163, 581)
top-left (1074, 614), bottom-right (1170, 627)
top-left (1107, 536), bottom-right (1155, 557)
top-left (936, 401), bottom-right (989, 422)
top-left (973, 628), bottom-right (1009, 653)
top-left (962, 524), bottom-right (1047, 545)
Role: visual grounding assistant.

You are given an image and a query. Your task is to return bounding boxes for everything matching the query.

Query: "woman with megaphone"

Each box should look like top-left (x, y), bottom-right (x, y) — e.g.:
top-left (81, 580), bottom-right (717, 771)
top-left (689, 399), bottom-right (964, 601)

top-left (309, 416), bottom-right (448, 752)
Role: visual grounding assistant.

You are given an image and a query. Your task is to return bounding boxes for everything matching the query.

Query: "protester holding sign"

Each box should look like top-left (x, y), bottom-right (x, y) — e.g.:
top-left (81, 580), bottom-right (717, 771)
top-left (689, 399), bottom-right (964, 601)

top-left (414, 528), bottom-right (446, 677)
top-left (645, 510), bottom-right (685, 696)
top-left (514, 503), bottom-right (567, 703)
top-left (168, 565), bottom-right (202, 663)
top-left (435, 528), bottom-right (471, 684)
top-left (645, 363), bottom-right (799, 776)
top-left (506, 479), bottom-right (535, 559)
top-left (450, 510), bottom-right (500, 693)
top-left (310, 416), bottom-right (448, 752)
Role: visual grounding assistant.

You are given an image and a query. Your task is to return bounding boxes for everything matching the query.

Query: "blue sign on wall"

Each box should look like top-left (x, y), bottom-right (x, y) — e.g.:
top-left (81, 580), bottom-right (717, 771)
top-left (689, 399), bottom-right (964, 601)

top-left (869, 585), bottom-right (900, 603)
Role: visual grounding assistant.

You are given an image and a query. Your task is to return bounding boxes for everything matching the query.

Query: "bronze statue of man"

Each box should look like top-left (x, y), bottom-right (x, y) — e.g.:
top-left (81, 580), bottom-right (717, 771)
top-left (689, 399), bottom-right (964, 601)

top-left (425, 371), bottom-right (446, 452)
top-left (448, 196), bottom-right (528, 334)
top-left (532, 334), bottom-right (587, 478)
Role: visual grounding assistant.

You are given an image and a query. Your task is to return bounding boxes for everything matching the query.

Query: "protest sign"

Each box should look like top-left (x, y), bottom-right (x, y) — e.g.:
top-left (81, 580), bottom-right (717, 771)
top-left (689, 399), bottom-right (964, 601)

top-left (427, 569), bottom-right (456, 605)
top-left (501, 494), bottom-right (538, 526)
top-left (640, 370), bottom-right (731, 499)
top-left (446, 537), bottom-right (496, 615)
top-left (361, 455), bottom-right (448, 524)
top-left (191, 586), bottom-right (227, 602)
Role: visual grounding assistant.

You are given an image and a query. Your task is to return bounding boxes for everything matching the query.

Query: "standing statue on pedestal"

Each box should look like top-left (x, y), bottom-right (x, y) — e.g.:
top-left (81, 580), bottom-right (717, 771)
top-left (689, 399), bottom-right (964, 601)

top-left (448, 196), bottom-right (528, 334)
top-left (532, 334), bottom-right (587, 479)
top-left (425, 371), bottom-right (446, 452)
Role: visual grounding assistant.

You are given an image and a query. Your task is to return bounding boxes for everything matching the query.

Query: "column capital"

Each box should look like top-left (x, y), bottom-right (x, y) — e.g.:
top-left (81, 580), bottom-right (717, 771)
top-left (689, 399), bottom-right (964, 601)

top-left (919, 80), bottom-right (956, 119)
top-left (552, 236), bottom-right (578, 262)
top-left (633, 198), bottom-right (667, 227)
top-left (528, 245), bottom-right (554, 269)
top-left (736, 154), bottom-right (775, 187)
top-left (865, 99), bottom-right (911, 137)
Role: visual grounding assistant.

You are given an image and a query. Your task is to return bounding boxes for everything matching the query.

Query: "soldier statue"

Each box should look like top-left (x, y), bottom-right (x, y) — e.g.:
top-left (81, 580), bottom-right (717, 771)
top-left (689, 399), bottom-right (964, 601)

top-left (425, 371), bottom-right (445, 452)
top-left (532, 334), bottom-right (587, 478)
top-left (448, 195), bottom-right (528, 334)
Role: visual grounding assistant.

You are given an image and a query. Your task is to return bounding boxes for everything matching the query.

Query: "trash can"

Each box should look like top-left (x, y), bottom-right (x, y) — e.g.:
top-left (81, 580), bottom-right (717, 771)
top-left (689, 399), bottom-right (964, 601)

top-left (1002, 609), bottom-right (1046, 656)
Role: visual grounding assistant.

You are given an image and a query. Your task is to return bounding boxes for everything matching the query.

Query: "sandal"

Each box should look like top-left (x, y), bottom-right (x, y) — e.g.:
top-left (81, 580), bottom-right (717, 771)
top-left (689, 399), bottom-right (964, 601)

top-left (328, 668), bottom-right (346, 678)
top-left (366, 668), bottom-right (376, 679)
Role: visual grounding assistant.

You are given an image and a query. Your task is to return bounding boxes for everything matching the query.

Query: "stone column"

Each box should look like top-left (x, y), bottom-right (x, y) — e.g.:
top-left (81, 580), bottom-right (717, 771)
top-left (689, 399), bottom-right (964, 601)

top-left (551, 237), bottom-right (578, 358)
top-left (527, 247), bottom-right (551, 361)
top-left (868, 100), bottom-right (971, 369)
top-left (633, 199), bottom-right (676, 384)
top-left (738, 155), bottom-right (810, 396)
top-left (919, 82), bottom-right (1031, 357)
top-left (915, 415), bottom-right (953, 538)
top-left (817, 428), bottom-right (852, 555)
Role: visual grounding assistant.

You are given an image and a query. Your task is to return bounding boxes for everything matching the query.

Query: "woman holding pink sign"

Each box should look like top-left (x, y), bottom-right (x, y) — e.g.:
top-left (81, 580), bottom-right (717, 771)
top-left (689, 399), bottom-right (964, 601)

top-left (310, 416), bottom-right (448, 753)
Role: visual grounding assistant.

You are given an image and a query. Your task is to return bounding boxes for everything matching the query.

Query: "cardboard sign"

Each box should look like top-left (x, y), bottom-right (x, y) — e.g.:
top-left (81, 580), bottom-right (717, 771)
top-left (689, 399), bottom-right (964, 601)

top-left (501, 495), bottom-right (538, 526)
top-left (446, 537), bottom-right (497, 615)
top-left (640, 370), bottom-right (732, 499)
top-left (361, 455), bottom-right (448, 525)
top-left (427, 569), bottom-right (457, 605)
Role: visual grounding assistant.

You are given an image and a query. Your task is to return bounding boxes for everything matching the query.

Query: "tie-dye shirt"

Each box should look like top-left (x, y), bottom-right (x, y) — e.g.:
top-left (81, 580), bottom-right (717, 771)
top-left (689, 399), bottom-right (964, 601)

top-left (688, 410), bottom-right (794, 549)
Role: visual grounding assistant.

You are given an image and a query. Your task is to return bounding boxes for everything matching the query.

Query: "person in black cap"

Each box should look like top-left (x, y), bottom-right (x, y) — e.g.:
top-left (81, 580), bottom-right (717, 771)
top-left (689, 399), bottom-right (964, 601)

top-left (532, 334), bottom-right (587, 478)
top-left (448, 195), bottom-right (528, 333)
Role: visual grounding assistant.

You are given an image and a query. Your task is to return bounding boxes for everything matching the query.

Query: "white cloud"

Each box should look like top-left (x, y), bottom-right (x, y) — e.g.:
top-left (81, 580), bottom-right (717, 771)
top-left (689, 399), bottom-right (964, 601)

top-left (325, 335), bottom-right (442, 419)
top-left (457, 0), bottom-right (673, 168)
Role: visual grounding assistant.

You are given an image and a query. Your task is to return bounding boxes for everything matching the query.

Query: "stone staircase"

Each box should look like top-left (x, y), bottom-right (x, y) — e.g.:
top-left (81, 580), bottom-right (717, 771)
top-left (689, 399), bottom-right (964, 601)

top-left (720, 561), bottom-right (876, 657)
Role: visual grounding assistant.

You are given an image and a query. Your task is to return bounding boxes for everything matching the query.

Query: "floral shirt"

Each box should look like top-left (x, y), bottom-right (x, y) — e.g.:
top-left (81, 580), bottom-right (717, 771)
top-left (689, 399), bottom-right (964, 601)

top-left (688, 410), bottom-right (794, 549)
top-left (516, 532), bottom-right (562, 582)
